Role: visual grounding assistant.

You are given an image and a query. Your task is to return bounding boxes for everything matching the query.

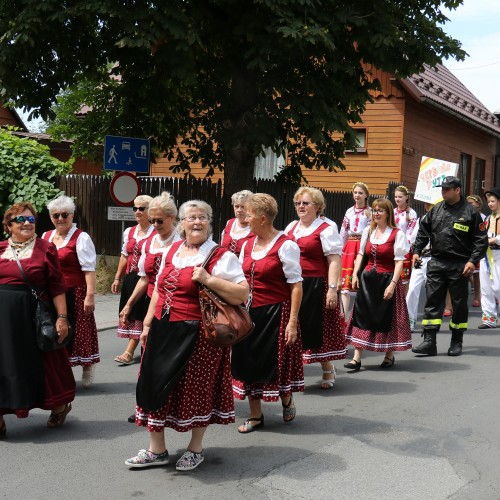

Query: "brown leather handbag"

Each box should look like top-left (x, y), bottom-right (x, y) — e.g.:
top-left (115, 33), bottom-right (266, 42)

top-left (198, 246), bottom-right (254, 347)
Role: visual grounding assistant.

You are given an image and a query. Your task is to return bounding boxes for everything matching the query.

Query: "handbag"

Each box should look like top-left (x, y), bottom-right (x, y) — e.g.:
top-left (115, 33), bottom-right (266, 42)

top-left (198, 245), bottom-right (254, 347)
top-left (11, 245), bottom-right (72, 352)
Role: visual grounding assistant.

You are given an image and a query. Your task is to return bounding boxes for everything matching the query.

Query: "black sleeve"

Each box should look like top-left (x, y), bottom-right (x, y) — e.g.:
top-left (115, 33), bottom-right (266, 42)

top-left (413, 211), bottom-right (431, 256)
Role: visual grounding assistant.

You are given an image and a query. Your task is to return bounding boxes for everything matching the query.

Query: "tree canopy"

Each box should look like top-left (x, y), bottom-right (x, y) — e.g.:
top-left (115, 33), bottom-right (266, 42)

top-left (0, 0), bottom-right (466, 193)
top-left (0, 128), bottom-right (71, 215)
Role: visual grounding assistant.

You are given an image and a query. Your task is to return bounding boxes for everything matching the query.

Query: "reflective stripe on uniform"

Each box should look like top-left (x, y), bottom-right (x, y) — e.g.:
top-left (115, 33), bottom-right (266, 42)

top-left (422, 318), bottom-right (442, 326)
top-left (450, 321), bottom-right (468, 329)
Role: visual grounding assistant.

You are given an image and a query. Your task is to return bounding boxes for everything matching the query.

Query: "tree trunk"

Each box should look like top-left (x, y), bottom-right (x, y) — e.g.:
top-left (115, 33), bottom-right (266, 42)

top-left (223, 146), bottom-right (255, 197)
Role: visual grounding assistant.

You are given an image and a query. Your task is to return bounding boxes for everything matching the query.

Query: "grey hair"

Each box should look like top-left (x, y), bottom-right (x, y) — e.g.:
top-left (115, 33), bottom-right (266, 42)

top-left (47, 195), bottom-right (75, 214)
top-left (231, 190), bottom-right (253, 205)
top-left (134, 195), bottom-right (153, 207)
top-left (148, 191), bottom-right (178, 219)
top-left (177, 200), bottom-right (213, 239)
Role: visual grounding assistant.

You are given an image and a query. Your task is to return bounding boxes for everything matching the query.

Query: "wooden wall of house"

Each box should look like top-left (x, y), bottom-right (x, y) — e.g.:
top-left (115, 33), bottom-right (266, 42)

top-left (0, 106), bottom-right (22, 127)
top-left (401, 98), bottom-right (496, 193)
top-left (303, 96), bottom-right (405, 195)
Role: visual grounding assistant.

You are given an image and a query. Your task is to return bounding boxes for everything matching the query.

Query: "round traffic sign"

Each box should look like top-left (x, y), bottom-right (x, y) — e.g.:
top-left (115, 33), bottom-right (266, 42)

top-left (109, 172), bottom-right (141, 206)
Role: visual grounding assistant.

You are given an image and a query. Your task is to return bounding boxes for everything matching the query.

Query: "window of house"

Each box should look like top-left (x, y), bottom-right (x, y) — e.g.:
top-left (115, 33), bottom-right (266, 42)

top-left (345, 129), bottom-right (367, 153)
top-left (458, 153), bottom-right (471, 194)
top-left (472, 158), bottom-right (485, 195)
top-left (254, 146), bottom-right (286, 180)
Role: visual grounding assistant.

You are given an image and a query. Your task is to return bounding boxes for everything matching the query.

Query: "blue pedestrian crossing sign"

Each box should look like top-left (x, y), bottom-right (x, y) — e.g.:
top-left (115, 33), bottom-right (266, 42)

top-left (104, 135), bottom-right (150, 173)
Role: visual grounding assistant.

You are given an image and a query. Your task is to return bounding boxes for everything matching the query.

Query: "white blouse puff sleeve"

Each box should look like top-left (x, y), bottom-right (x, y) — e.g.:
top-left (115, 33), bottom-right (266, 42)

top-left (359, 226), bottom-right (409, 261)
top-left (43, 224), bottom-right (96, 271)
top-left (240, 234), bottom-right (303, 284)
top-left (284, 218), bottom-right (342, 256)
top-left (120, 226), bottom-right (133, 256)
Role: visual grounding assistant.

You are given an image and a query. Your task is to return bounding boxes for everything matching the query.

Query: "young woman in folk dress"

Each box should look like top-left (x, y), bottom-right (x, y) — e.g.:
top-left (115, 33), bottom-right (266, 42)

top-left (284, 187), bottom-right (346, 389)
top-left (344, 198), bottom-right (412, 371)
top-left (393, 185), bottom-right (418, 293)
top-left (340, 182), bottom-right (372, 316)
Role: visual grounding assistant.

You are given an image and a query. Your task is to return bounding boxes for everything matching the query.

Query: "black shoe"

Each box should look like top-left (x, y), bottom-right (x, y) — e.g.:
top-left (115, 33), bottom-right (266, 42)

top-left (478, 323), bottom-right (496, 329)
top-left (412, 332), bottom-right (437, 356)
top-left (344, 359), bottom-right (361, 371)
top-left (448, 331), bottom-right (463, 356)
top-left (380, 355), bottom-right (395, 368)
top-left (128, 414), bottom-right (136, 423)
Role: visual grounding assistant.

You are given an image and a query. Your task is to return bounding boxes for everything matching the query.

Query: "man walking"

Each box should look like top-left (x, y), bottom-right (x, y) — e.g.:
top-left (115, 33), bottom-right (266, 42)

top-left (412, 176), bottom-right (487, 356)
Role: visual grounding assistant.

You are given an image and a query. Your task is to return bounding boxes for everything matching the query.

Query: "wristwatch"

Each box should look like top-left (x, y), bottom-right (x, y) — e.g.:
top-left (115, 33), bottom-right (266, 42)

top-left (328, 284), bottom-right (337, 289)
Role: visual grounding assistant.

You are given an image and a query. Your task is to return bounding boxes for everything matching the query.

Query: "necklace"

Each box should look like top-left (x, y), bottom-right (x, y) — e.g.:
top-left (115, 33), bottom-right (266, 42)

top-left (254, 230), bottom-right (278, 250)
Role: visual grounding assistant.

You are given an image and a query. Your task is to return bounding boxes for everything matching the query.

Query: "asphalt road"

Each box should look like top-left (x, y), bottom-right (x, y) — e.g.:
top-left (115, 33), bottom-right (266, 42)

top-left (2, 299), bottom-right (500, 500)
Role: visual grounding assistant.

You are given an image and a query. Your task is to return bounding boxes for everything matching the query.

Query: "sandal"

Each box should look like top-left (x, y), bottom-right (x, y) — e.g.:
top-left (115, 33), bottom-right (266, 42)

top-left (47, 403), bottom-right (72, 428)
top-left (282, 394), bottom-right (296, 423)
top-left (443, 308), bottom-right (452, 317)
top-left (114, 351), bottom-right (134, 365)
top-left (238, 415), bottom-right (264, 434)
top-left (472, 299), bottom-right (481, 307)
top-left (320, 368), bottom-right (336, 389)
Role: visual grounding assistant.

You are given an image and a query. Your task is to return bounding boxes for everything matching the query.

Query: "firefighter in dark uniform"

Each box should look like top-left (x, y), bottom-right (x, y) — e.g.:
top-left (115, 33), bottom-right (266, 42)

top-left (412, 176), bottom-right (487, 356)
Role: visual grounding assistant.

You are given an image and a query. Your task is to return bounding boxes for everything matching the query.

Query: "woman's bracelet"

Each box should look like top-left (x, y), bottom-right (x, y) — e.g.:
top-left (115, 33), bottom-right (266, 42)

top-left (391, 280), bottom-right (397, 285)
top-left (57, 314), bottom-right (68, 320)
top-left (113, 278), bottom-right (121, 282)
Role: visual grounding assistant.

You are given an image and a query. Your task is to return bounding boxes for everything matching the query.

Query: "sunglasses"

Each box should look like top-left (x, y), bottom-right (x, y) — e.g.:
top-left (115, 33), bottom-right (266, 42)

top-left (148, 218), bottom-right (165, 225)
top-left (51, 212), bottom-right (70, 220)
top-left (133, 206), bottom-right (146, 212)
top-left (294, 201), bottom-right (315, 207)
top-left (10, 215), bottom-right (36, 224)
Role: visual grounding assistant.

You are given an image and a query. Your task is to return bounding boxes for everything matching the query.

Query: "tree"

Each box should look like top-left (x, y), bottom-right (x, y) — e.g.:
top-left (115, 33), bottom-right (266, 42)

top-left (0, 1), bottom-right (466, 194)
top-left (0, 128), bottom-right (72, 214)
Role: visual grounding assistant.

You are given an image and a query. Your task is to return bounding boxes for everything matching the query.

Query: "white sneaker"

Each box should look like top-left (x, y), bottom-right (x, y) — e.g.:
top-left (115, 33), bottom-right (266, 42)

top-left (82, 365), bottom-right (95, 388)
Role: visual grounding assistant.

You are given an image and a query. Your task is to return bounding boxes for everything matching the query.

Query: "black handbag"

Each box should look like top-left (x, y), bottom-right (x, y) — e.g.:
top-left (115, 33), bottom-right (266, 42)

top-left (11, 245), bottom-right (72, 352)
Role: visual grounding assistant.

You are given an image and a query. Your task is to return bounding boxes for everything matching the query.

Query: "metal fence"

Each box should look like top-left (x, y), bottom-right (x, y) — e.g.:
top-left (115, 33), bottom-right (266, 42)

top-left (29, 175), bottom-right (423, 256)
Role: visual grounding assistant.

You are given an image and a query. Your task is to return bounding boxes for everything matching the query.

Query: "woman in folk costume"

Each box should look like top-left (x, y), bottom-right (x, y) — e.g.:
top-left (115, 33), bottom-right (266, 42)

top-left (220, 190), bottom-right (254, 254)
top-left (232, 193), bottom-right (303, 433)
top-left (344, 198), bottom-right (412, 371)
top-left (340, 182), bottom-right (372, 315)
top-left (43, 195), bottom-right (99, 388)
top-left (284, 187), bottom-right (346, 389)
top-left (112, 195), bottom-right (155, 365)
top-left (479, 188), bottom-right (500, 329)
top-left (393, 185), bottom-right (418, 292)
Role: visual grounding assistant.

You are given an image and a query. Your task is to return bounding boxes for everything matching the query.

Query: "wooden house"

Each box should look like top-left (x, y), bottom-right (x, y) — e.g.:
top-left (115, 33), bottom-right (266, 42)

top-left (152, 63), bottom-right (500, 196)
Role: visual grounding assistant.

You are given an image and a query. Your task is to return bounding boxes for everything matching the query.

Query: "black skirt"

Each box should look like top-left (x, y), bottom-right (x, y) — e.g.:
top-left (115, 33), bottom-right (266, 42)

top-left (0, 285), bottom-right (45, 409)
top-left (119, 271), bottom-right (150, 322)
top-left (299, 276), bottom-right (324, 350)
top-left (136, 315), bottom-right (199, 411)
top-left (352, 268), bottom-right (394, 333)
top-left (231, 303), bottom-right (281, 384)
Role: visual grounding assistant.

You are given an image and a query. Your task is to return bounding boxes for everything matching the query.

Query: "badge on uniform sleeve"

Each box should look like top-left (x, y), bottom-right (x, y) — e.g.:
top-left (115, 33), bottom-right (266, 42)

top-left (479, 222), bottom-right (486, 231)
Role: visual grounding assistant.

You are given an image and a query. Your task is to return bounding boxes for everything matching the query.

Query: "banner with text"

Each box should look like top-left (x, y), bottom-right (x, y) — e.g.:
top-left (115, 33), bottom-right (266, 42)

top-left (414, 156), bottom-right (459, 204)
